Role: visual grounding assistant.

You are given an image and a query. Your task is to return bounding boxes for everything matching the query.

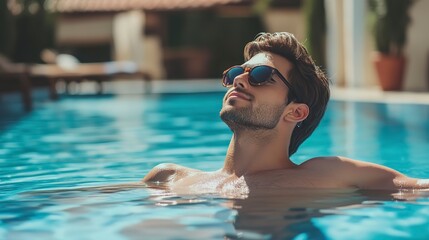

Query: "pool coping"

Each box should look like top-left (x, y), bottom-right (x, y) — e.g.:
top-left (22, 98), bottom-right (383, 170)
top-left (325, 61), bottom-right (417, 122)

top-left (148, 79), bottom-right (429, 105)
top-left (58, 79), bottom-right (429, 105)
top-left (330, 86), bottom-right (429, 105)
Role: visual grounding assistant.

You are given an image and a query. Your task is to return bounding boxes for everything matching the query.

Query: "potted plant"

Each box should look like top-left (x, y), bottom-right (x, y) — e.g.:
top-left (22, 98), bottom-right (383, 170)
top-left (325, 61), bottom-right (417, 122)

top-left (369, 0), bottom-right (414, 91)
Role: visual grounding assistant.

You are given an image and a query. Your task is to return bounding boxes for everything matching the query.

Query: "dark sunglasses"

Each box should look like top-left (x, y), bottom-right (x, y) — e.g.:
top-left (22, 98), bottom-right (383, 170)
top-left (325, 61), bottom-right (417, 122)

top-left (222, 65), bottom-right (297, 100)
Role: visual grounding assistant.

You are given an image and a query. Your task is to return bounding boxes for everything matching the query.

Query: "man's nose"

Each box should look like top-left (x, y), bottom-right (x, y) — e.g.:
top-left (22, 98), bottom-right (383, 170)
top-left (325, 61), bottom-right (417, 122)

top-left (233, 72), bottom-right (249, 89)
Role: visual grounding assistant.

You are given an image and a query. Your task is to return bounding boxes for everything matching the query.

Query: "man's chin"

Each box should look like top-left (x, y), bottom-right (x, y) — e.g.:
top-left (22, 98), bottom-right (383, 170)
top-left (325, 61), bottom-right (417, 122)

top-left (220, 108), bottom-right (247, 125)
top-left (220, 104), bottom-right (246, 116)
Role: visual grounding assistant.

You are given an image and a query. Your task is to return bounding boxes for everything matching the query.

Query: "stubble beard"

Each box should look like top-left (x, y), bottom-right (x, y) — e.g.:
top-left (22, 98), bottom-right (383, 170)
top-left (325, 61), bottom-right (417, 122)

top-left (220, 100), bottom-right (286, 131)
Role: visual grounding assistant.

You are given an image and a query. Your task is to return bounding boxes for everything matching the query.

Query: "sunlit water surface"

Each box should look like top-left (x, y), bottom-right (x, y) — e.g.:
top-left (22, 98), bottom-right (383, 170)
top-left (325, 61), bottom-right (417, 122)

top-left (1, 92), bottom-right (429, 240)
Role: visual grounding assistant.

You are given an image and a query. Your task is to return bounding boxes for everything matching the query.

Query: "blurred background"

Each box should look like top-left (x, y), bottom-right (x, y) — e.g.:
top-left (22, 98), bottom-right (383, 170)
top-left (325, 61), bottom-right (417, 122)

top-left (1, 0), bottom-right (429, 112)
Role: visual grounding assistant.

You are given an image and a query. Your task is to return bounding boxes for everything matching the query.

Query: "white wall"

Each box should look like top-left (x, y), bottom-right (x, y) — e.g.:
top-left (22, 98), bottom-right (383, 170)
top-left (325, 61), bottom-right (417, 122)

top-left (404, 0), bottom-right (429, 91)
top-left (324, 0), bottom-right (344, 86)
top-left (56, 15), bottom-right (113, 46)
top-left (56, 11), bottom-right (165, 79)
top-left (263, 9), bottom-right (305, 41)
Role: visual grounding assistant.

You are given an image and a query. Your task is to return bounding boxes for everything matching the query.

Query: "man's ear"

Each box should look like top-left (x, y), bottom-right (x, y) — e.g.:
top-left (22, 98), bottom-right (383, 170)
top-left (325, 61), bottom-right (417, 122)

top-left (283, 103), bottom-right (309, 123)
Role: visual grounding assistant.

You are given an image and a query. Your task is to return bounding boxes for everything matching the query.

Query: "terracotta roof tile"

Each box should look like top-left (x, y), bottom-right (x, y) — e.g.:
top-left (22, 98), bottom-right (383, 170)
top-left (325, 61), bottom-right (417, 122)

top-left (46, 0), bottom-right (246, 12)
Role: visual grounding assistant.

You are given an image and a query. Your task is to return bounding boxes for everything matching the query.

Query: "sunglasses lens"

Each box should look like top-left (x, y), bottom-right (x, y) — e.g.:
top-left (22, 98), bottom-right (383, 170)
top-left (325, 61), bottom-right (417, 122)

top-left (250, 66), bottom-right (273, 85)
top-left (224, 67), bottom-right (244, 86)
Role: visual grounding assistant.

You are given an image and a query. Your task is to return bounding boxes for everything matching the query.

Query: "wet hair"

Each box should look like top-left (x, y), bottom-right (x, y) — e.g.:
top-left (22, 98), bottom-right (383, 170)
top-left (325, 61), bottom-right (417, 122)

top-left (243, 32), bottom-right (330, 156)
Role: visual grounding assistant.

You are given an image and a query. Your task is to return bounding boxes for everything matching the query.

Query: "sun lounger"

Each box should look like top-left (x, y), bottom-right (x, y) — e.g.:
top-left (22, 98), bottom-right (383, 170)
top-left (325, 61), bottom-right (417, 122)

top-left (1, 53), bottom-right (152, 111)
top-left (30, 61), bottom-right (152, 99)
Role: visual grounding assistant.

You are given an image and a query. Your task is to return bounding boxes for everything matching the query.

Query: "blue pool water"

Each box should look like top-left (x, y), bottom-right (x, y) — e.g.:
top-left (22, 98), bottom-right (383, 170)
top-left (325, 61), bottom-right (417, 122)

top-left (1, 92), bottom-right (429, 239)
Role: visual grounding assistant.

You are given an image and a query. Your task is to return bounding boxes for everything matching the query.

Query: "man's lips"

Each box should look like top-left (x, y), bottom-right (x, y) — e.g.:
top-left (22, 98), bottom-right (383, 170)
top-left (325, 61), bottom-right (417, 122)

top-left (227, 90), bottom-right (251, 101)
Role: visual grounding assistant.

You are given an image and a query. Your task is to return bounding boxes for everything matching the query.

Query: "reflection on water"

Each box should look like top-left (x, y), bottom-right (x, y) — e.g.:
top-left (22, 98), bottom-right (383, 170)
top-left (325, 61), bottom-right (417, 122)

top-left (224, 188), bottom-right (362, 239)
top-left (11, 184), bottom-right (429, 240)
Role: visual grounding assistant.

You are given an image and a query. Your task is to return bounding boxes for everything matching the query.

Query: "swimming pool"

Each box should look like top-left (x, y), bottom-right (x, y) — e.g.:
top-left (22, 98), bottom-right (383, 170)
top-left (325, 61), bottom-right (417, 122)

top-left (1, 92), bottom-right (429, 239)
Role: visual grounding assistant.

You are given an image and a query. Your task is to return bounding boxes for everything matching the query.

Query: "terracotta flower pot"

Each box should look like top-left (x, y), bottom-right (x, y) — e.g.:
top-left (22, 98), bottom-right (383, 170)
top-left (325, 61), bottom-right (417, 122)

top-left (373, 53), bottom-right (406, 91)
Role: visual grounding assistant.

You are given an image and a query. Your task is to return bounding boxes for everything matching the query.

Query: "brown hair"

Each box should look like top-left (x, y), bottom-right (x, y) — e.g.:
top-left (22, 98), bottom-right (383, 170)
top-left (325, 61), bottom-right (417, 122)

top-left (243, 32), bottom-right (330, 156)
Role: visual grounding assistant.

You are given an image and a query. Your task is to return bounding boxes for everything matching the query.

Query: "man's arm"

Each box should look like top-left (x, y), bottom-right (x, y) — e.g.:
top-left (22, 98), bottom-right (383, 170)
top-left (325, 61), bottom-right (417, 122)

top-left (336, 156), bottom-right (429, 190)
top-left (142, 163), bottom-right (198, 184)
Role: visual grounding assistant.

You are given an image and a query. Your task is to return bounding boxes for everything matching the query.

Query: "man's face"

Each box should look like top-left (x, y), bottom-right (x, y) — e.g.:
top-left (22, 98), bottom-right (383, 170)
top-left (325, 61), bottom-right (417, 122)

top-left (220, 52), bottom-right (294, 131)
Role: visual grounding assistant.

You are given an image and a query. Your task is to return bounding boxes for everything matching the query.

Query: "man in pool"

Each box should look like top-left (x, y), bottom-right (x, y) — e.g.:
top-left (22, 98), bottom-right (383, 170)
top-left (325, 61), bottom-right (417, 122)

top-left (142, 32), bottom-right (429, 194)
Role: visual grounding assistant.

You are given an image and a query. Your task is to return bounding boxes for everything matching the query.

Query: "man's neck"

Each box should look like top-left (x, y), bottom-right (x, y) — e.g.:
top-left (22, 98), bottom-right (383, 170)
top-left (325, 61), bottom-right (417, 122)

top-left (222, 129), bottom-right (296, 176)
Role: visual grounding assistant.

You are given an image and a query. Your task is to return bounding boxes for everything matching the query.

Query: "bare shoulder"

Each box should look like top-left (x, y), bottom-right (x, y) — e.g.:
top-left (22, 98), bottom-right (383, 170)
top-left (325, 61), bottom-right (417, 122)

top-left (301, 156), bottom-right (400, 173)
top-left (298, 156), bottom-right (357, 183)
top-left (300, 156), bottom-right (411, 190)
top-left (141, 163), bottom-right (201, 184)
top-left (299, 156), bottom-right (362, 171)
